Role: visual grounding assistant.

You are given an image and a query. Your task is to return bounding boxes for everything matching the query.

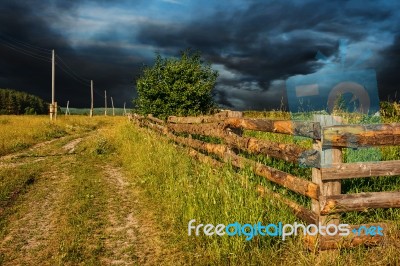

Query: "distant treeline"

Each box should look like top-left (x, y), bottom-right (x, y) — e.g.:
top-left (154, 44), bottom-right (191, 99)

top-left (0, 89), bottom-right (48, 115)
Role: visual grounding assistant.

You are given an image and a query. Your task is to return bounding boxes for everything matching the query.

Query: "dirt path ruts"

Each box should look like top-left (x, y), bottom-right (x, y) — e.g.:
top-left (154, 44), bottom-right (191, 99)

top-left (0, 132), bottom-right (168, 265)
top-left (101, 165), bottom-right (166, 265)
top-left (101, 166), bottom-right (139, 265)
top-left (62, 137), bottom-right (82, 154)
top-left (0, 136), bottom-right (70, 161)
top-left (0, 135), bottom-right (82, 168)
top-left (0, 135), bottom-right (84, 265)
top-left (0, 170), bottom-right (70, 265)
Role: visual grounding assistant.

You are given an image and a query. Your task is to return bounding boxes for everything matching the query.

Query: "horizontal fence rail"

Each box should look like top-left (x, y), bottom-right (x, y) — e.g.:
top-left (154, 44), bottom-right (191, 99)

top-left (320, 191), bottom-right (400, 214)
top-left (224, 118), bottom-right (321, 139)
top-left (167, 122), bottom-right (320, 167)
top-left (321, 160), bottom-right (400, 180)
top-left (323, 123), bottom-right (400, 147)
top-left (168, 110), bottom-right (243, 124)
top-left (129, 111), bottom-right (400, 251)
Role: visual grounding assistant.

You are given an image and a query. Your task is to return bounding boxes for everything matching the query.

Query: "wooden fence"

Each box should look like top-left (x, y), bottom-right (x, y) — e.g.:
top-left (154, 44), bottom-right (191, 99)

top-left (129, 111), bottom-right (400, 250)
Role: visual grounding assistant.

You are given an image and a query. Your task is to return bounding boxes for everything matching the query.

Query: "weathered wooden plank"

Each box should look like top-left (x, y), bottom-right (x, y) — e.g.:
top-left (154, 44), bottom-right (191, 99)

top-left (147, 114), bottom-right (165, 124)
top-left (167, 133), bottom-right (231, 158)
top-left (304, 223), bottom-right (387, 250)
top-left (224, 118), bottom-right (321, 139)
top-left (299, 149), bottom-right (321, 168)
top-left (167, 134), bottom-right (319, 199)
top-left (223, 152), bottom-right (319, 200)
top-left (223, 133), bottom-right (320, 167)
top-left (129, 113), bottom-right (146, 126)
top-left (135, 113), bottom-right (319, 199)
top-left (165, 122), bottom-right (320, 166)
top-left (187, 148), bottom-right (224, 168)
top-left (313, 115), bottom-right (342, 226)
top-left (167, 123), bottom-right (225, 138)
top-left (135, 117), bottom-right (167, 134)
top-left (321, 160), bottom-right (400, 180)
top-left (320, 191), bottom-right (400, 214)
top-left (130, 113), bottom-right (145, 121)
top-left (168, 115), bottom-right (218, 124)
top-left (168, 111), bottom-right (243, 124)
top-left (323, 123), bottom-right (400, 148)
top-left (257, 185), bottom-right (318, 224)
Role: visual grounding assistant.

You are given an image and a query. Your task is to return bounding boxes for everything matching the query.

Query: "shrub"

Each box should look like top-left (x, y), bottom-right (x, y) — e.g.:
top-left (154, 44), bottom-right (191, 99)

top-left (134, 50), bottom-right (218, 119)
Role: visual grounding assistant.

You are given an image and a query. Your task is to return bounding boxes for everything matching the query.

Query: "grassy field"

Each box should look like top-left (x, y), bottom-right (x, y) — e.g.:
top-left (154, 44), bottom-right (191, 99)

top-left (111, 118), bottom-right (400, 265)
top-left (0, 110), bottom-right (399, 265)
top-left (0, 115), bottom-right (112, 156)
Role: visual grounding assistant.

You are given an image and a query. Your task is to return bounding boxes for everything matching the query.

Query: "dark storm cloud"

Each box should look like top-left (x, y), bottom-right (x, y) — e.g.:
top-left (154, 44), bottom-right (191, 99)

top-left (213, 89), bottom-right (234, 108)
top-left (0, 0), bottom-right (141, 108)
top-left (0, 0), bottom-right (399, 111)
top-left (136, 0), bottom-right (399, 109)
top-left (377, 34), bottom-right (400, 101)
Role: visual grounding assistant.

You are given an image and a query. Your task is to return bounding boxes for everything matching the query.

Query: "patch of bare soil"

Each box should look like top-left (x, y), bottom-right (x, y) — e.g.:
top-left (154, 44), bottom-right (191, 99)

top-left (62, 137), bottom-right (82, 154)
top-left (0, 171), bottom-right (70, 265)
top-left (0, 136), bottom-right (69, 161)
top-left (0, 137), bottom-right (84, 265)
top-left (0, 133), bottom-right (175, 265)
top-left (0, 136), bottom-right (83, 168)
top-left (101, 165), bottom-right (169, 266)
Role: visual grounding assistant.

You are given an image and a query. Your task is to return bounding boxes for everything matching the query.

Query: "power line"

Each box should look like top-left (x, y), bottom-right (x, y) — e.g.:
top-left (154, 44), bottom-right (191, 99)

top-left (93, 88), bottom-right (103, 97)
top-left (0, 33), bottom-right (52, 54)
top-left (55, 54), bottom-right (90, 82)
top-left (56, 62), bottom-right (90, 86)
top-left (0, 35), bottom-right (105, 99)
top-left (55, 61), bottom-right (90, 85)
top-left (54, 57), bottom-right (103, 97)
top-left (0, 35), bottom-right (91, 87)
top-left (0, 41), bottom-right (51, 63)
top-left (53, 55), bottom-right (106, 96)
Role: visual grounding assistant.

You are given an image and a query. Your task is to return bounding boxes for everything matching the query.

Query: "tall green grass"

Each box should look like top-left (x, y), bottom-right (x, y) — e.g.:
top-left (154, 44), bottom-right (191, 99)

top-left (244, 103), bottom-right (400, 226)
top-left (110, 119), bottom-right (400, 265)
top-left (113, 123), bottom-right (304, 264)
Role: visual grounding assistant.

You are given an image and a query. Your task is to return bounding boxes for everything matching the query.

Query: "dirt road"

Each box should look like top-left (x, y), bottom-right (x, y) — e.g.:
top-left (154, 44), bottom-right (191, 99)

top-left (0, 131), bottom-right (164, 265)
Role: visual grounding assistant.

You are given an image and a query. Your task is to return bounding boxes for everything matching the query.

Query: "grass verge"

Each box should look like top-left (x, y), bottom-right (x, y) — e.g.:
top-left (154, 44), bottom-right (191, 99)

top-left (107, 121), bottom-right (399, 265)
top-left (0, 115), bottom-right (113, 156)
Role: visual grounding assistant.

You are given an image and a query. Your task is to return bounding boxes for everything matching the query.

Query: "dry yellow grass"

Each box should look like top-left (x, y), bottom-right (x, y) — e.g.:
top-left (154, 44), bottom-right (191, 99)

top-left (0, 115), bottom-right (112, 156)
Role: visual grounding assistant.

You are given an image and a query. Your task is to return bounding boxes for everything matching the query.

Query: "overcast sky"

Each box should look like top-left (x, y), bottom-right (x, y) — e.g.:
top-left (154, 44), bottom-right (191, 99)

top-left (0, 0), bottom-right (399, 110)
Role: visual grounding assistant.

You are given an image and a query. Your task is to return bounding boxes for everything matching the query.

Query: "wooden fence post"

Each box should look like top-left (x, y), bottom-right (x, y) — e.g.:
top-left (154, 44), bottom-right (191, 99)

top-left (312, 115), bottom-right (342, 243)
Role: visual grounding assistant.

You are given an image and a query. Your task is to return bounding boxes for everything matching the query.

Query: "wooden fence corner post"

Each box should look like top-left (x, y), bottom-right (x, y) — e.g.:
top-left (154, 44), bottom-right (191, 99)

top-left (312, 115), bottom-right (342, 251)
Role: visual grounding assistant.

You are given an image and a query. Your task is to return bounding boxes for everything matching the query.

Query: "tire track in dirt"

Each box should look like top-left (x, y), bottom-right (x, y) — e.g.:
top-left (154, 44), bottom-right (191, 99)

top-left (1, 132), bottom-right (174, 265)
top-left (0, 136), bottom-right (86, 265)
top-left (0, 135), bottom-right (83, 168)
top-left (62, 137), bottom-right (82, 154)
top-left (101, 165), bottom-right (168, 265)
top-left (0, 170), bottom-right (71, 265)
top-left (0, 136), bottom-right (69, 161)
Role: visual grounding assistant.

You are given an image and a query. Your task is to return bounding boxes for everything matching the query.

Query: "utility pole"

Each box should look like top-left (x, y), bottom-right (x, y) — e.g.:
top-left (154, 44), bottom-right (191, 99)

top-left (123, 102), bottom-right (126, 116)
top-left (90, 80), bottom-right (93, 117)
top-left (104, 90), bottom-right (107, 116)
top-left (65, 100), bottom-right (70, 116)
top-left (111, 96), bottom-right (115, 116)
top-left (50, 49), bottom-right (57, 120)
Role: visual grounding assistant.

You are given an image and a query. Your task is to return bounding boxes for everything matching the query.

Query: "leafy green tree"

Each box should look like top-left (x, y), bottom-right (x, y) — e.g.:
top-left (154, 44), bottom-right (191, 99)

top-left (134, 50), bottom-right (218, 119)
